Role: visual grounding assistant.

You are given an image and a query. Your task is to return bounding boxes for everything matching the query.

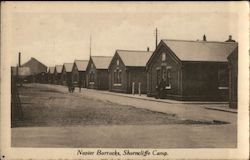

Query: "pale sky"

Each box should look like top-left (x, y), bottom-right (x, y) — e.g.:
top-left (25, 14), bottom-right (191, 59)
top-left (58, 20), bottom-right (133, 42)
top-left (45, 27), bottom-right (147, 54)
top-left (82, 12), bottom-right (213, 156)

top-left (5, 2), bottom-right (242, 67)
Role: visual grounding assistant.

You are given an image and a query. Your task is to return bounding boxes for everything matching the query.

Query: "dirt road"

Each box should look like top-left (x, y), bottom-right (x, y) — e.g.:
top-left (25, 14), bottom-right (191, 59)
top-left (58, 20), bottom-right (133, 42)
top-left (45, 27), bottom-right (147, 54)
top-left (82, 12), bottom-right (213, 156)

top-left (12, 84), bottom-right (237, 148)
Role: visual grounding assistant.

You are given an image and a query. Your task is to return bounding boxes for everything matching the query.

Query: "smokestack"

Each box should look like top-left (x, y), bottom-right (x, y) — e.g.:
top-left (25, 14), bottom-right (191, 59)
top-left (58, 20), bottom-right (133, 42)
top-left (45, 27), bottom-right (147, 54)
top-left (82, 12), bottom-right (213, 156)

top-left (225, 35), bottom-right (236, 42)
top-left (147, 47), bottom-right (150, 51)
top-left (18, 52), bottom-right (21, 67)
top-left (155, 28), bottom-right (158, 49)
top-left (203, 34), bottom-right (207, 41)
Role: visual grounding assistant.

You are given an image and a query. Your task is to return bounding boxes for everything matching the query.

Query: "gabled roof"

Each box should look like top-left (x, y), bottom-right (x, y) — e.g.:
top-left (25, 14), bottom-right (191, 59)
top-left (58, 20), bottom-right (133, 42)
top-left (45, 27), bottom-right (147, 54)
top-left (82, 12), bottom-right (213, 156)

top-left (21, 57), bottom-right (47, 75)
top-left (91, 56), bottom-right (112, 69)
top-left (116, 50), bottom-right (153, 67)
top-left (63, 63), bottom-right (74, 72)
top-left (74, 60), bottom-right (88, 71)
top-left (55, 65), bottom-right (63, 73)
top-left (48, 67), bottom-right (55, 74)
top-left (22, 57), bottom-right (47, 68)
top-left (162, 39), bottom-right (238, 62)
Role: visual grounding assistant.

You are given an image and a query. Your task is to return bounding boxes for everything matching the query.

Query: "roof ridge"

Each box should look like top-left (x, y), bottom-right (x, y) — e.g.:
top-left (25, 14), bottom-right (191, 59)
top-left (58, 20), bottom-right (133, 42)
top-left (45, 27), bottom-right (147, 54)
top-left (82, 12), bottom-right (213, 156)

top-left (91, 56), bottom-right (113, 58)
top-left (74, 59), bottom-right (88, 61)
top-left (117, 49), bottom-right (153, 52)
top-left (162, 39), bottom-right (238, 44)
top-left (22, 57), bottom-right (47, 68)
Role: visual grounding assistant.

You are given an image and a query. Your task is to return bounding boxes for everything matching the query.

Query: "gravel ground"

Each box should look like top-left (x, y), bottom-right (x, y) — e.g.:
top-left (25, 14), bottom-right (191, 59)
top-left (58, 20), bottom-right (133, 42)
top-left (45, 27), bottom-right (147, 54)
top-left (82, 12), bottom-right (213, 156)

top-left (14, 85), bottom-right (227, 127)
top-left (11, 84), bottom-right (236, 148)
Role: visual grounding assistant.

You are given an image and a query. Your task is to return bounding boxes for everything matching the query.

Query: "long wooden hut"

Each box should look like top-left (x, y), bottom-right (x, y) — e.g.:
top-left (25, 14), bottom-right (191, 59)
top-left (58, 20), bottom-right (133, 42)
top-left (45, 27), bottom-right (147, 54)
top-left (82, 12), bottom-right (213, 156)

top-left (61, 63), bottom-right (74, 86)
top-left (72, 60), bottom-right (88, 88)
top-left (108, 50), bottom-right (153, 94)
top-left (48, 67), bottom-right (55, 84)
top-left (146, 38), bottom-right (238, 101)
top-left (54, 65), bottom-right (63, 85)
top-left (86, 56), bottom-right (112, 90)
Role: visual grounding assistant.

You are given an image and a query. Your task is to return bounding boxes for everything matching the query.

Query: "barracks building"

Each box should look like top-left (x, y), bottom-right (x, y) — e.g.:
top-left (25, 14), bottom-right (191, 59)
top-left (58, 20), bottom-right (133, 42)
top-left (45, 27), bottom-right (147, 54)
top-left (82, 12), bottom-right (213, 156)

top-left (86, 56), bottom-right (112, 90)
top-left (72, 60), bottom-right (88, 88)
top-left (108, 49), bottom-right (153, 94)
top-left (146, 37), bottom-right (238, 101)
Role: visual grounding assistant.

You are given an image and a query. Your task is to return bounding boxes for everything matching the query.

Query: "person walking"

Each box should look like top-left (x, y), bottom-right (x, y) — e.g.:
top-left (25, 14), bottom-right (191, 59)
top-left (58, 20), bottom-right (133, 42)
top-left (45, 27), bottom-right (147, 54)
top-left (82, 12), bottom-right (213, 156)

top-left (67, 81), bottom-right (71, 93)
top-left (159, 79), bottom-right (166, 99)
top-left (71, 82), bottom-right (75, 93)
top-left (79, 79), bottom-right (82, 92)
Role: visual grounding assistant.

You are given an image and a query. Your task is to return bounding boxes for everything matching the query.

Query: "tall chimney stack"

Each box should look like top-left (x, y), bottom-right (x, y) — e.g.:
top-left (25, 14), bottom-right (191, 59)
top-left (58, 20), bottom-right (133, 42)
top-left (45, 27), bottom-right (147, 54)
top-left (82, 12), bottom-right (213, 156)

top-left (203, 34), bottom-right (207, 41)
top-left (155, 28), bottom-right (158, 49)
top-left (18, 52), bottom-right (21, 67)
top-left (225, 35), bottom-right (236, 42)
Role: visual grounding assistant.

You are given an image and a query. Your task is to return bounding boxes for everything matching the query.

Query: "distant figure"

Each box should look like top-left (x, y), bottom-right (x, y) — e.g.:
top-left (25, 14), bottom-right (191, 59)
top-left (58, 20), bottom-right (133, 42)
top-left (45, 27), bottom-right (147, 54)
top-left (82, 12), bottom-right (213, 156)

top-left (155, 84), bottom-right (160, 99)
top-left (67, 80), bottom-right (74, 93)
top-left (67, 81), bottom-right (71, 93)
top-left (79, 79), bottom-right (82, 92)
top-left (71, 83), bottom-right (75, 93)
top-left (159, 80), bottom-right (166, 99)
top-left (156, 79), bottom-right (166, 99)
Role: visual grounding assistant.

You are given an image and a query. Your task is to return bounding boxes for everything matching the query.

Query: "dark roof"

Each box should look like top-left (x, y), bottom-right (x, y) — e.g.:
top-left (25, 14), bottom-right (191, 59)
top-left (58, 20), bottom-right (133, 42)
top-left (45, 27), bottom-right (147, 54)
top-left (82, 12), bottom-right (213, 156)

top-left (116, 50), bottom-right (153, 67)
top-left (21, 57), bottom-right (47, 75)
top-left (162, 39), bottom-right (238, 62)
top-left (74, 60), bottom-right (88, 71)
top-left (63, 63), bottom-right (74, 72)
top-left (91, 56), bottom-right (112, 69)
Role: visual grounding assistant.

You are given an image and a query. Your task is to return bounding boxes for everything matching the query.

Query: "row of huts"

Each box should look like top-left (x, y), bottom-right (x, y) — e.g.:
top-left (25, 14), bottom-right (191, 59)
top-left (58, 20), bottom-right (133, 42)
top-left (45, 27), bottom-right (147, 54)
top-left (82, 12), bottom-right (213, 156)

top-left (14, 35), bottom-right (238, 108)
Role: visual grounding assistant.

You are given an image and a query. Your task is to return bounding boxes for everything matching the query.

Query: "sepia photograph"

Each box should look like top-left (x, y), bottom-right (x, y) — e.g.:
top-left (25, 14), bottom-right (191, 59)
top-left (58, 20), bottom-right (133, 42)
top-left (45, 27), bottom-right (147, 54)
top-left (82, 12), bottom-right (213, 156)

top-left (1, 1), bottom-right (249, 160)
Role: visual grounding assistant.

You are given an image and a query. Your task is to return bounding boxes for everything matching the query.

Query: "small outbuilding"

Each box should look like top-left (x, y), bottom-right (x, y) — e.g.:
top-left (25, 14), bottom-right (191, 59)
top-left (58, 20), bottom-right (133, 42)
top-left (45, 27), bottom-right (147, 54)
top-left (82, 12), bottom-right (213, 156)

top-left (108, 50), bottom-right (153, 94)
top-left (146, 39), bottom-right (238, 101)
top-left (86, 56), bottom-right (112, 90)
top-left (72, 60), bottom-right (88, 88)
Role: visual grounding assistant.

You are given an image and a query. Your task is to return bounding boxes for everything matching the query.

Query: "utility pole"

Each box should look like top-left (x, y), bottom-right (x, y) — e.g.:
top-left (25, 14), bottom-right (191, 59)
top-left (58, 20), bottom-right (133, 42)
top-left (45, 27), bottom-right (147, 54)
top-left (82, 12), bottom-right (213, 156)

top-left (155, 28), bottom-right (158, 49)
top-left (18, 52), bottom-right (21, 67)
top-left (89, 34), bottom-right (92, 59)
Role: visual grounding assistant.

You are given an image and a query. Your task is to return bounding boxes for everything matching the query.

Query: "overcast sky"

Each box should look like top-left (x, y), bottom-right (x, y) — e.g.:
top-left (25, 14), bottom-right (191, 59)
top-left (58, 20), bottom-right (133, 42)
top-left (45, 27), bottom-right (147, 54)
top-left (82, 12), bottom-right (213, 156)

top-left (6, 2), bottom-right (241, 67)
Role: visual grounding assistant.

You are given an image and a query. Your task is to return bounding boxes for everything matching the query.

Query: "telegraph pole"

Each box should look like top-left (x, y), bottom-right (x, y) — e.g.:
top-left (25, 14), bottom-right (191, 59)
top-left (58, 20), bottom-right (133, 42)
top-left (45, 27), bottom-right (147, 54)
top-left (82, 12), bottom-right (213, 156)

top-left (155, 28), bottom-right (158, 49)
top-left (89, 34), bottom-right (92, 59)
top-left (18, 52), bottom-right (21, 67)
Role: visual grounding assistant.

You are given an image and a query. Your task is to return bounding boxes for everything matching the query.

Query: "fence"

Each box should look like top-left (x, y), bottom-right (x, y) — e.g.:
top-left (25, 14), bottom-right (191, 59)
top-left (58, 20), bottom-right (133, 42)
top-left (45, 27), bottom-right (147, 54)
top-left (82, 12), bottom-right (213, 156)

top-left (11, 71), bottom-right (23, 127)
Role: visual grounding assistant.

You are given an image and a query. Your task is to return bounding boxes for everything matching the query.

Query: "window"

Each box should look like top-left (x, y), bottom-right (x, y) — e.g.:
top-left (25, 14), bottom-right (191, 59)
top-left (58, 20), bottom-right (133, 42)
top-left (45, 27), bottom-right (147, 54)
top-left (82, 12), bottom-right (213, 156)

top-left (117, 59), bottom-right (119, 66)
top-left (113, 69), bottom-right (122, 85)
top-left (162, 52), bottom-right (166, 61)
top-left (91, 63), bottom-right (94, 68)
top-left (162, 67), bottom-right (166, 80)
top-left (165, 67), bottom-right (171, 89)
top-left (218, 68), bottom-right (229, 89)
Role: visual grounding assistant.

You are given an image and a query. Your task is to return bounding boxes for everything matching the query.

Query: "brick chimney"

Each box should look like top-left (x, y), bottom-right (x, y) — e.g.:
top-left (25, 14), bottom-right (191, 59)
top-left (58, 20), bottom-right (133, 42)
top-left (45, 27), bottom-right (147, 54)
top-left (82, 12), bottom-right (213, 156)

top-left (225, 35), bottom-right (236, 42)
top-left (147, 47), bottom-right (150, 51)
